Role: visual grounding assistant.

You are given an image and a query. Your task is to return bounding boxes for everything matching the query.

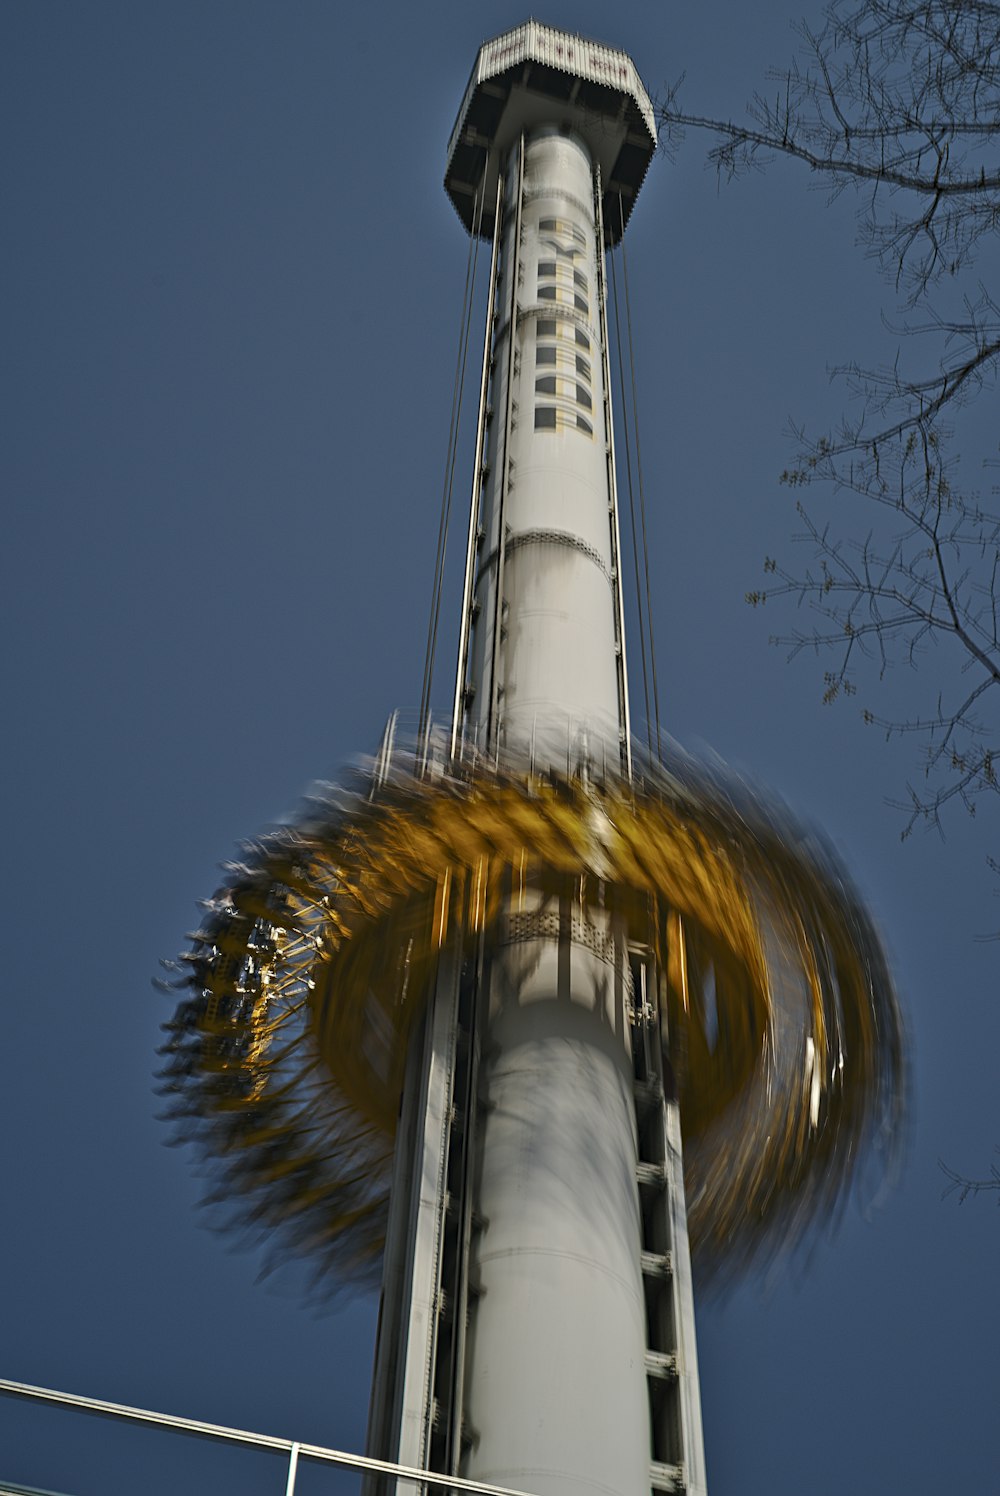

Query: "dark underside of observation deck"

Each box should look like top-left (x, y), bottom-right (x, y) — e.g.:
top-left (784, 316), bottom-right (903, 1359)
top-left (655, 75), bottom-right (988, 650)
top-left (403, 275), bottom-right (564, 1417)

top-left (445, 57), bottom-right (656, 246)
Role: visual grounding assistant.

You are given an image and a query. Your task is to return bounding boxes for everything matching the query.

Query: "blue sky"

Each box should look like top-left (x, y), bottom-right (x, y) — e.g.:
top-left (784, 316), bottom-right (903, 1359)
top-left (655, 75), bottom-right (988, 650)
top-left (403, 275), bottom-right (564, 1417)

top-left (2, 3), bottom-right (997, 1493)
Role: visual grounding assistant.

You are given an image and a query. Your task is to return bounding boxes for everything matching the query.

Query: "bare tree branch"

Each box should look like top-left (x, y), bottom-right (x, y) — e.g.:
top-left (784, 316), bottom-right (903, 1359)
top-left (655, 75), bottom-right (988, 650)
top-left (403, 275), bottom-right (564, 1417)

top-left (664, 1), bottom-right (1000, 855)
top-left (940, 1148), bottom-right (1000, 1201)
top-left (659, 1), bottom-right (1000, 298)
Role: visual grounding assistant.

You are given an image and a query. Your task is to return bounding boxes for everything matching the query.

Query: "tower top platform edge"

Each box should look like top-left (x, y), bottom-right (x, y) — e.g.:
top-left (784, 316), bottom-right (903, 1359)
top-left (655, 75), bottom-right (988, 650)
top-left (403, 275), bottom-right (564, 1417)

top-left (445, 20), bottom-right (657, 246)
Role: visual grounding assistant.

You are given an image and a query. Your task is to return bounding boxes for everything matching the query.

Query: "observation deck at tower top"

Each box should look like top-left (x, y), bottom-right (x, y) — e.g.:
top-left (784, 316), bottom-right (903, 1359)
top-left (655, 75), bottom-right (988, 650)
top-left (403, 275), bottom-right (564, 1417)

top-left (445, 20), bottom-right (657, 246)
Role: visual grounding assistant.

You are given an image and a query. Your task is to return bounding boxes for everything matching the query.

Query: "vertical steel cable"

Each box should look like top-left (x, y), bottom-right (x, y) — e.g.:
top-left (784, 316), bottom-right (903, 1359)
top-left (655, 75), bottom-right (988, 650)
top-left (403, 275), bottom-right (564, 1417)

top-left (609, 245), bottom-right (652, 757)
top-left (451, 174), bottom-right (504, 761)
top-left (487, 135), bottom-right (525, 758)
top-left (594, 167), bottom-right (633, 779)
top-left (418, 187), bottom-right (485, 748)
top-left (619, 195), bottom-right (663, 760)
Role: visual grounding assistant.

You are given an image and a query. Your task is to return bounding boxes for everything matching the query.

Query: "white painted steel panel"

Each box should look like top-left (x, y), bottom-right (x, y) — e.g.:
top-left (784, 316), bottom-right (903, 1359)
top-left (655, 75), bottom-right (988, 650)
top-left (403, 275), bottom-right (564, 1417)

top-left (366, 950), bottom-right (461, 1491)
top-left (664, 1101), bottom-right (708, 1496)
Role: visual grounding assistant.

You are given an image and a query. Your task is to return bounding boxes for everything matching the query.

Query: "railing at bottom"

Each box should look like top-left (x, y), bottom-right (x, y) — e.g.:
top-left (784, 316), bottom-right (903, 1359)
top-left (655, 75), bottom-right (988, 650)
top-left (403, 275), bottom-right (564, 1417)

top-left (0, 1379), bottom-right (537, 1496)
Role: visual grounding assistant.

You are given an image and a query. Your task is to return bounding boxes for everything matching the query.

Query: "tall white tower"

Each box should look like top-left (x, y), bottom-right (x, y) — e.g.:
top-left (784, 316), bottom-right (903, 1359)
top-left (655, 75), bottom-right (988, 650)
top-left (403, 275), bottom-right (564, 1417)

top-left (367, 25), bottom-right (707, 1496)
top-left (157, 25), bottom-right (902, 1496)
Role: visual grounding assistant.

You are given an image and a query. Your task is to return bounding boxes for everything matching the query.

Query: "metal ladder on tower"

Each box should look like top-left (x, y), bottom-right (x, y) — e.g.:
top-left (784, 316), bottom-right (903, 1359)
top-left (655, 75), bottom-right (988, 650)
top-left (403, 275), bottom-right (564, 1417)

top-left (630, 944), bottom-right (708, 1496)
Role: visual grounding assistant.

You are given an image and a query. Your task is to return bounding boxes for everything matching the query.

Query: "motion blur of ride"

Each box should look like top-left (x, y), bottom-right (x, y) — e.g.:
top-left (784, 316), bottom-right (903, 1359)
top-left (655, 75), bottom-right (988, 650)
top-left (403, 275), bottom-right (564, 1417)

top-left (160, 731), bottom-right (901, 1286)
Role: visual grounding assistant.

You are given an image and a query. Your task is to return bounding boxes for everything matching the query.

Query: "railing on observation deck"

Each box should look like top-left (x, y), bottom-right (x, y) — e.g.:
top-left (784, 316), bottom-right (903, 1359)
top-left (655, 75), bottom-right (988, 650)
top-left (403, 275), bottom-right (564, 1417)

top-left (0, 1378), bottom-right (537, 1496)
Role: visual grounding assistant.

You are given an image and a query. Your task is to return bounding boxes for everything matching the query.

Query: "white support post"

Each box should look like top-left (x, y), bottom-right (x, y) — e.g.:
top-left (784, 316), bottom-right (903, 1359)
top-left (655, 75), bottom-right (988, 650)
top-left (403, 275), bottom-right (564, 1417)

top-left (284, 1442), bottom-right (301, 1496)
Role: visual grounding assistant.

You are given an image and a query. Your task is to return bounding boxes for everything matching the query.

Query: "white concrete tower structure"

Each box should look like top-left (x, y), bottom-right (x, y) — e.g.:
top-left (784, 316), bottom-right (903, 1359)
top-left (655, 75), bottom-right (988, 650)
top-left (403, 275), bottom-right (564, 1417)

top-left (367, 25), bottom-right (707, 1496)
top-left (145, 26), bottom-right (900, 1496)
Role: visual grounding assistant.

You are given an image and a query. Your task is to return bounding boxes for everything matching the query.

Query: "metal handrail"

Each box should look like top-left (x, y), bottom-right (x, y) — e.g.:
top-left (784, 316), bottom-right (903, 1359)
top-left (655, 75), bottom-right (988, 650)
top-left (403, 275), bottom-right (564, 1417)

top-left (0, 1378), bottom-right (538, 1496)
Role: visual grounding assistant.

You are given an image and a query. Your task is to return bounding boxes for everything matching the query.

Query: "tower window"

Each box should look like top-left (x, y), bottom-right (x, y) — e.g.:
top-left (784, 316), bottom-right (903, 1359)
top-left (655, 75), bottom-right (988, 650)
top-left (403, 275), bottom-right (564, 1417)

top-left (576, 329), bottom-right (590, 350)
top-left (576, 385), bottom-right (592, 410)
top-left (534, 406), bottom-right (592, 438)
top-left (574, 295), bottom-right (589, 315)
top-left (537, 346), bottom-right (557, 366)
top-left (576, 355), bottom-right (591, 379)
top-left (573, 270), bottom-right (588, 290)
top-left (538, 218), bottom-right (583, 244)
top-left (536, 376), bottom-right (558, 395)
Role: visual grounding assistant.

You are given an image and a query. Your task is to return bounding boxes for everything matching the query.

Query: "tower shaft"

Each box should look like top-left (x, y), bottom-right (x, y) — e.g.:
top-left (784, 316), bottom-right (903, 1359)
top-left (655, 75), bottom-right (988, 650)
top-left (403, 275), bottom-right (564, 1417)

top-left (463, 127), bottom-right (629, 765)
top-left (461, 125), bottom-right (648, 1494)
top-left (367, 28), bottom-right (706, 1496)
